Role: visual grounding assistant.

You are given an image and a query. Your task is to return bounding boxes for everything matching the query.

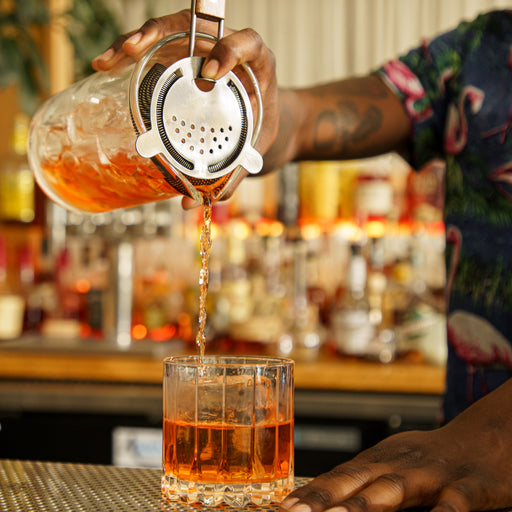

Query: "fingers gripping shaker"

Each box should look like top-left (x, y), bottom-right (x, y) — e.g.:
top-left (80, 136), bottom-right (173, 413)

top-left (28, 0), bottom-right (263, 212)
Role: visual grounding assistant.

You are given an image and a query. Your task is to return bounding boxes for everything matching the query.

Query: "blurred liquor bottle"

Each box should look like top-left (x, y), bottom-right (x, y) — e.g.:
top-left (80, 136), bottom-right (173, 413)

top-left (212, 220), bottom-right (286, 353)
top-left (354, 171), bottom-right (393, 225)
top-left (0, 235), bottom-right (25, 339)
top-left (306, 248), bottom-right (330, 327)
top-left (0, 114), bottom-right (35, 223)
top-left (331, 242), bottom-right (374, 357)
top-left (278, 239), bottom-right (323, 361)
top-left (17, 244), bottom-right (42, 333)
top-left (218, 221), bottom-right (253, 332)
top-left (298, 161), bottom-right (348, 225)
top-left (367, 236), bottom-right (388, 329)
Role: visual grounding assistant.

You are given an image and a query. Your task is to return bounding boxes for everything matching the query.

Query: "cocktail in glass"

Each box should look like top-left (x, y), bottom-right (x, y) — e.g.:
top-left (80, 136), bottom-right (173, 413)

top-left (162, 355), bottom-right (294, 506)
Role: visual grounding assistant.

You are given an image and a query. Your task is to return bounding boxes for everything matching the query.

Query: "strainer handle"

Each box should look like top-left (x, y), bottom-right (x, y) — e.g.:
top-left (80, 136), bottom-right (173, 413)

top-left (189, 0), bottom-right (226, 57)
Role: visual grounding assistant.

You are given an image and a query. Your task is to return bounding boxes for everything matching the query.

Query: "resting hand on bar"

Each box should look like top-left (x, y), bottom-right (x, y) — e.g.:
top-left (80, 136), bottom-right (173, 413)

top-left (280, 378), bottom-right (512, 512)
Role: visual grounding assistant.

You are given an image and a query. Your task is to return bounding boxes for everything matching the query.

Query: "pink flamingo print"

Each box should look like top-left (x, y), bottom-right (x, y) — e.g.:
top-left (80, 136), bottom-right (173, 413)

top-left (489, 161), bottom-right (512, 201)
top-left (444, 86), bottom-right (484, 154)
top-left (381, 60), bottom-right (433, 122)
top-left (445, 225), bottom-right (512, 368)
top-left (438, 67), bottom-right (454, 94)
top-left (482, 106), bottom-right (512, 144)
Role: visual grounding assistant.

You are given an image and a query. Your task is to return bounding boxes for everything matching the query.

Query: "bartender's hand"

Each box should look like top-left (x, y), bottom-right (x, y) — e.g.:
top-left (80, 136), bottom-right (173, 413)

top-left (92, 10), bottom-right (279, 209)
top-left (281, 378), bottom-right (512, 512)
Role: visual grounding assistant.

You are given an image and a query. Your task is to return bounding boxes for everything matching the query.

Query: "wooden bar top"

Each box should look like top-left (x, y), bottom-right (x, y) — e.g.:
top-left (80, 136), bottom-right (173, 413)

top-left (0, 337), bottom-right (445, 395)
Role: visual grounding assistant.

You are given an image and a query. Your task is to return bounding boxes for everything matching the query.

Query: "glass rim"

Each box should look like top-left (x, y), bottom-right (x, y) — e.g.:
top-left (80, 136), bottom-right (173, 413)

top-left (163, 354), bottom-right (294, 368)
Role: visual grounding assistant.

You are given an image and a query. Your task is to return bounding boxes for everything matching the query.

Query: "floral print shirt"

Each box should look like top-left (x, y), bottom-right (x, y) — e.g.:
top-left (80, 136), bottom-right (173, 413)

top-left (377, 11), bottom-right (512, 372)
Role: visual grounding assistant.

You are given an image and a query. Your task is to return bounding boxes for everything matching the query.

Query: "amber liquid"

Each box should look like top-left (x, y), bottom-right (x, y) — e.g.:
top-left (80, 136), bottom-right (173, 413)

top-left (163, 418), bottom-right (294, 484)
top-left (40, 152), bottom-right (234, 213)
top-left (196, 201), bottom-right (212, 358)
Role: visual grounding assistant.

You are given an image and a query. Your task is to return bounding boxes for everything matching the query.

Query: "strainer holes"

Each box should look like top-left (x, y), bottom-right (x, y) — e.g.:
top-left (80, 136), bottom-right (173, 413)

top-left (210, 128), bottom-right (215, 133)
top-left (225, 136), bottom-right (229, 141)
top-left (175, 128), bottom-right (179, 133)
top-left (181, 120), bottom-right (185, 126)
top-left (218, 145), bottom-right (222, 149)
top-left (201, 126), bottom-right (205, 132)
top-left (191, 124), bottom-right (195, 129)
top-left (209, 149), bottom-right (214, 154)
top-left (181, 138), bottom-right (186, 144)
top-left (213, 137), bottom-right (217, 142)
top-left (228, 126), bottom-right (233, 131)
top-left (190, 145), bottom-right (194, 151)
top-left (220, 128), bottom-right (224, 133)
top-left (187, 132), bottom-right (192, 138)
top-left (172, 116), bottom-right (177, 122)
top-left (200, 149), bottom-right (204, 154)
top-left (200, 138), bottom-right (205, 143)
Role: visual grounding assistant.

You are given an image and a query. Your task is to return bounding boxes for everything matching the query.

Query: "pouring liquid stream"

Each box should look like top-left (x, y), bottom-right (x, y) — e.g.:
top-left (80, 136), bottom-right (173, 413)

top-left (196, 197), bottom-right (213, 360)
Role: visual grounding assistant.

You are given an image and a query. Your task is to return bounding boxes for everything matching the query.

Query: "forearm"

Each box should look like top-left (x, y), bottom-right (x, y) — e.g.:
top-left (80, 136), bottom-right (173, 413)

top-left (92, 14), bottom-right (411, 175)
top-left (263, 74), bottom-right (411, 172)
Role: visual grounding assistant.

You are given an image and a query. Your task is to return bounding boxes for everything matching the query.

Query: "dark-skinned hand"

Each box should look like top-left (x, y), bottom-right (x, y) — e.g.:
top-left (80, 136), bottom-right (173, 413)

top-left (281, 377), bottom-right (512, 512)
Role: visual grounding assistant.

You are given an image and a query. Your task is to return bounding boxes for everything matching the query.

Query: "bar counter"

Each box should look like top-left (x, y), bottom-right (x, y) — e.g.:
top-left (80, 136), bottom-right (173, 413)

top-left (0, 336), bottom-right (445, 432)
top-left (0, 336), bottom-right (445, 394)
top-left (0, 459), bottom-right (311, 511)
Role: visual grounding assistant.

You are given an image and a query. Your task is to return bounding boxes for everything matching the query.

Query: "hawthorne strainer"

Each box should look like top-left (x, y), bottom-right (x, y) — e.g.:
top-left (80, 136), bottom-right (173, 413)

top-left (129, 0), bottom-right (263, 203)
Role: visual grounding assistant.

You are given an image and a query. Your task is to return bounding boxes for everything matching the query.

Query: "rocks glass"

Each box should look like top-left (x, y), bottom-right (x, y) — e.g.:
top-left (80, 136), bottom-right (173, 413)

top-left (162, 355), bottom-right (294, 506)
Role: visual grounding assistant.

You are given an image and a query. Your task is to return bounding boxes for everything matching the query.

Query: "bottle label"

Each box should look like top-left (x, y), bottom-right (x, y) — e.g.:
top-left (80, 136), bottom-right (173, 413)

top-left (0, 295), bottom-right (25, 339)
top-left (355, 178), bottom-right (393, 217)
top-left (332, 310), bottom-right (374, 355)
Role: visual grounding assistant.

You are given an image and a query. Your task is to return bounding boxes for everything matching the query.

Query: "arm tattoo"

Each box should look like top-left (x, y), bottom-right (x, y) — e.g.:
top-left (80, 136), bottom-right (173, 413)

top-left (312, 110), bottom-right (339, 153)
top-left (313, 100), bottom-right (383, 155)
top-left (351, 105), bottom-right (382, 143)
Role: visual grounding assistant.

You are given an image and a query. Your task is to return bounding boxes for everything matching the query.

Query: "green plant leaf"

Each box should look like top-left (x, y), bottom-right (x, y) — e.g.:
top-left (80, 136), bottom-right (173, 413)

top-left (66, 0), bottom-right (120, 79)
top-left (13, 0), bottom-right (49, 26)
top-left (0, 38), bottom-right (24, 88)
top-left (0, 0), bottom-right (50, 113)
top-left (1, 0), bottom-right (119, 112)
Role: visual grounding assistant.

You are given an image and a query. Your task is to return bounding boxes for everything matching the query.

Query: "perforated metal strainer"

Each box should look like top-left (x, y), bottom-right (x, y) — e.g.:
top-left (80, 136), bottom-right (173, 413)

top-left (129, 0), bottom-right (263, 203)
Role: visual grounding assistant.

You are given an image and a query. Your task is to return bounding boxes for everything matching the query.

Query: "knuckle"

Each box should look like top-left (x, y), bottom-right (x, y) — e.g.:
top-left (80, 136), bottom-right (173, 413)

top-left (240, 27), bottom-right (263, 46)
top-left (141, 17), bottom-right (160, 30)
top-left (177, 9), bottom-right (191, 21)
top-left (447, 481), bottom-right (476, 503)
top-left (110, 37), bottom-right (126, 52)
top-left (177, 10), bottom-right (192, 28)
top-left (436, 501), bottom-right (462, 512)
top-left (325, 464), bottom-right (371, 483)
top-left (343, 494), bottom-right (370, 512)
top-left (207, 37), bottom-right (234, 63)
top-left (216, 39), bottom-right (239, 62)
top-left (296, 485), bottom-right (335, 509)
top-left (374, 438), bottom-right (427, 467)
top-left (215, 28), bottom-right (269, 65)
top-left (377, 473), bottom-right (407, 496)
top-left (241, 28), bottom-right (276, 67)
top-left (378, 472), bottom-right (406, 486)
